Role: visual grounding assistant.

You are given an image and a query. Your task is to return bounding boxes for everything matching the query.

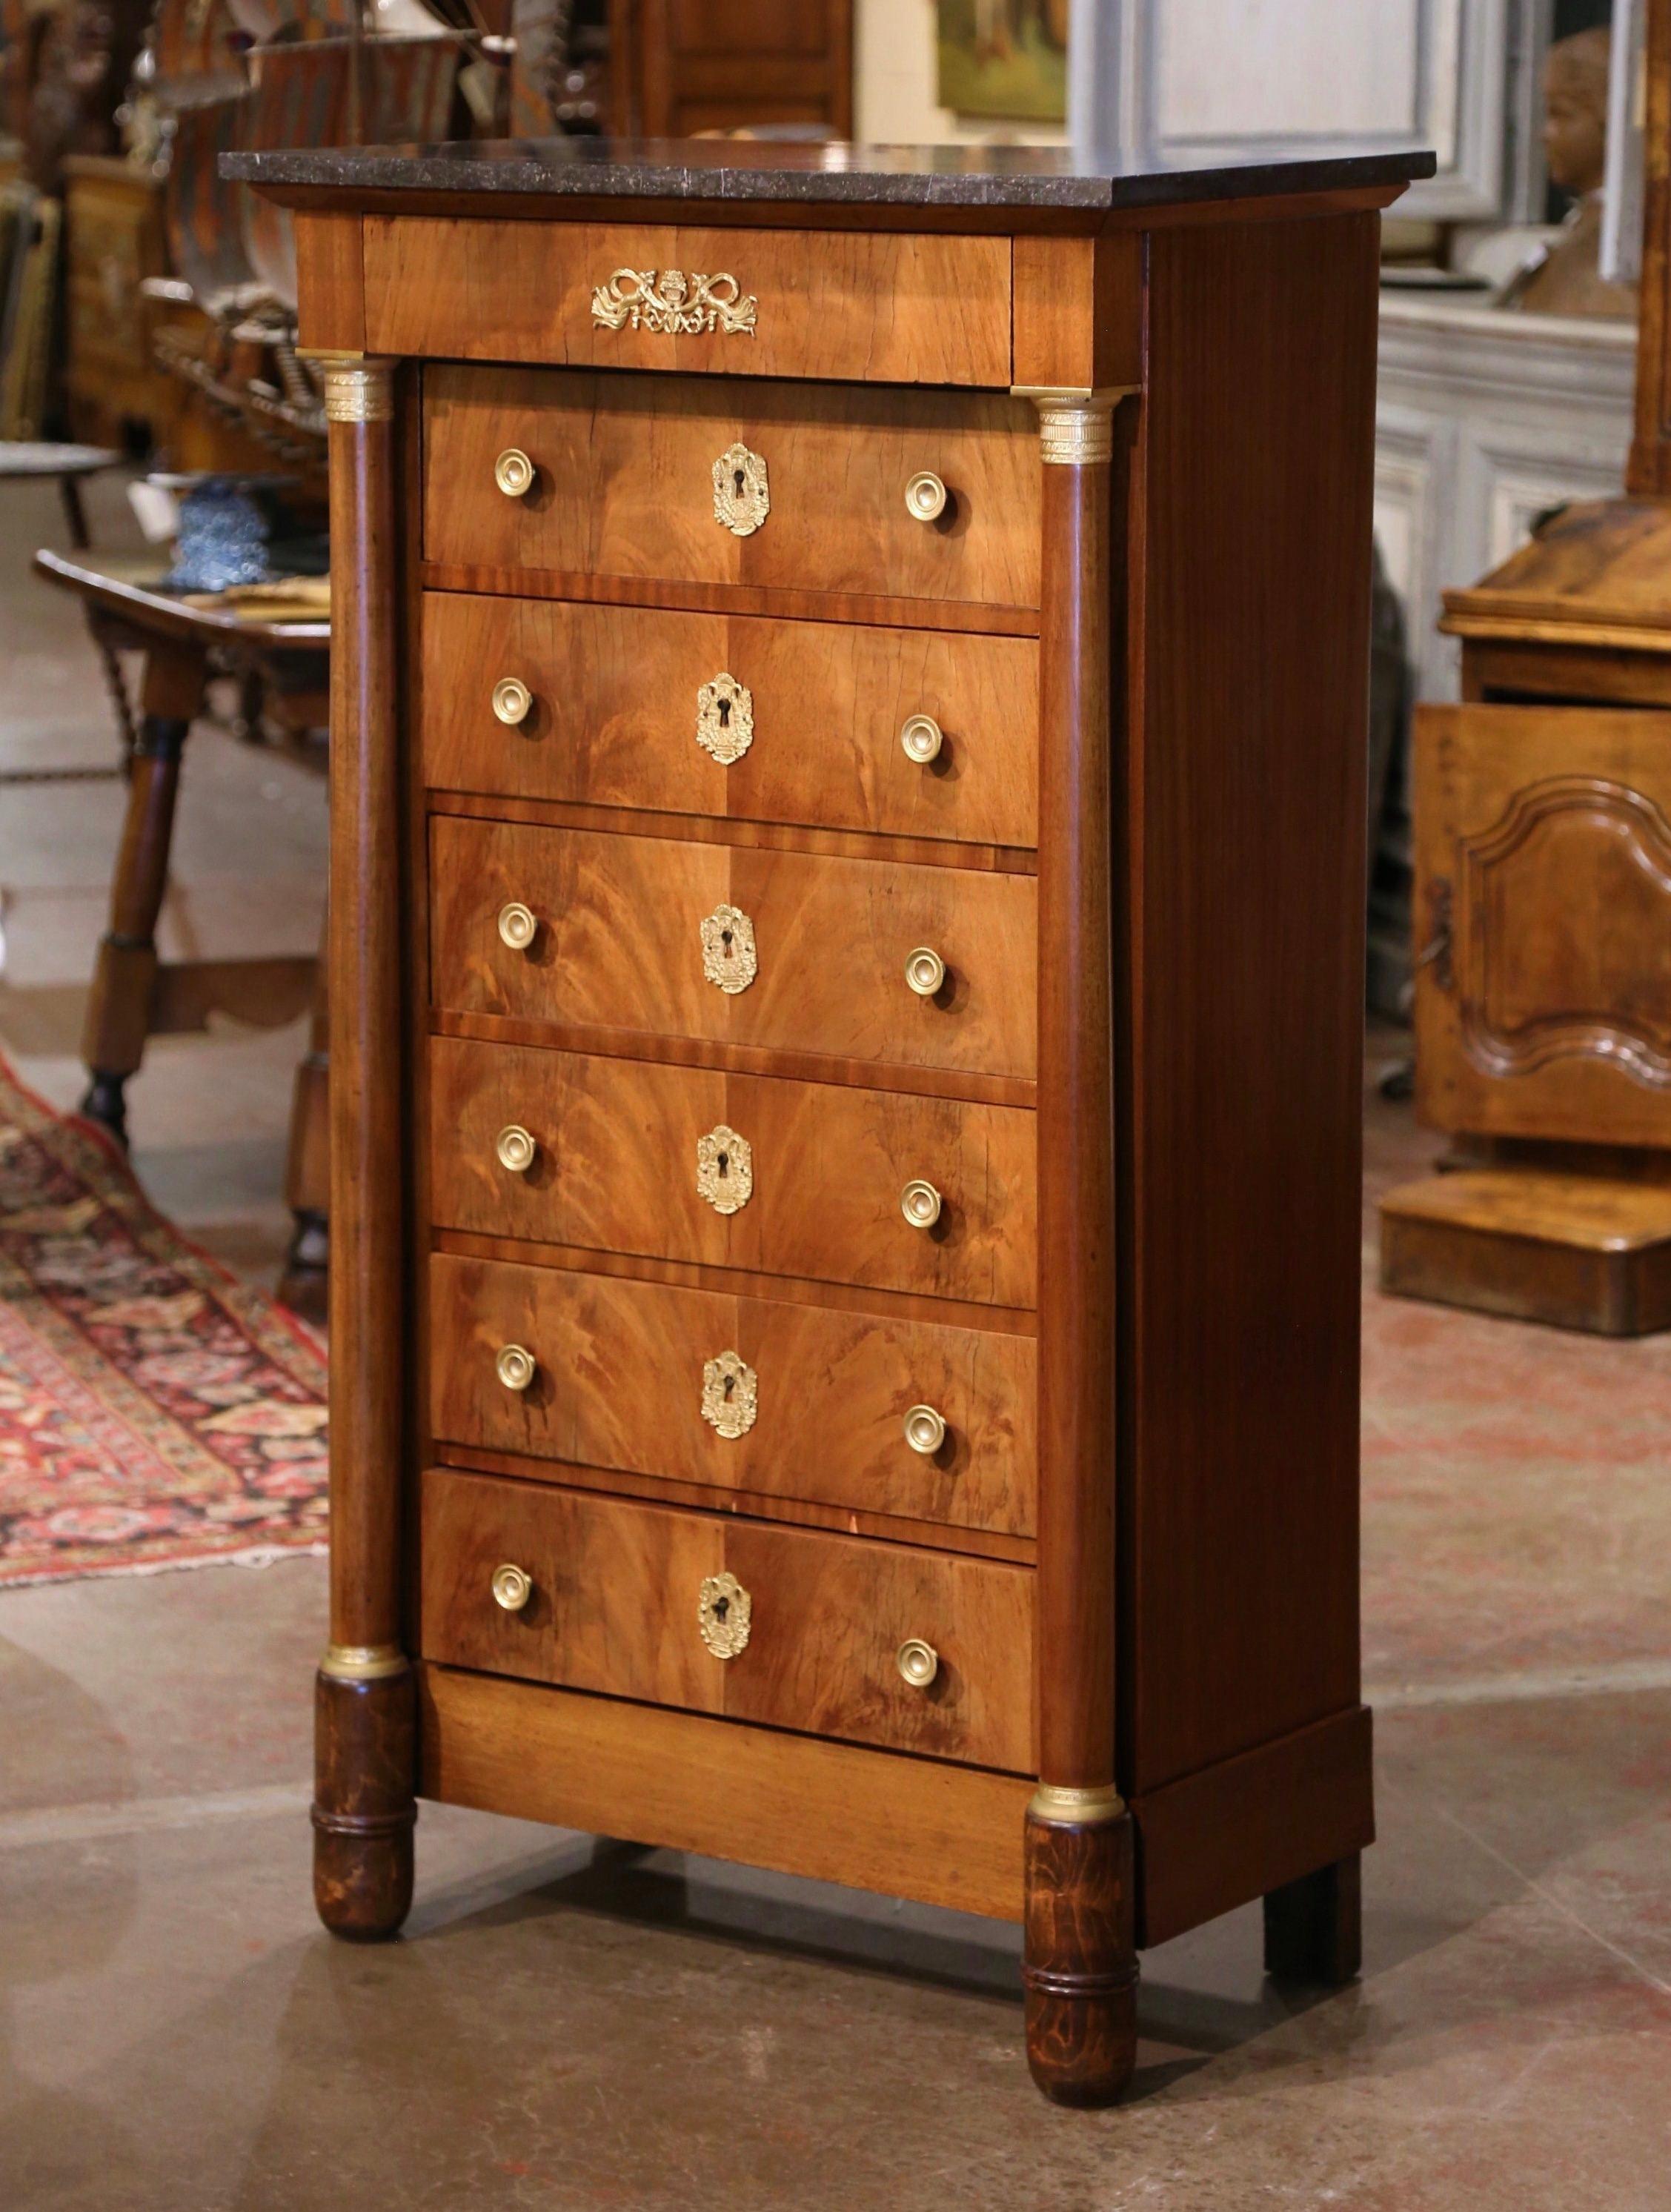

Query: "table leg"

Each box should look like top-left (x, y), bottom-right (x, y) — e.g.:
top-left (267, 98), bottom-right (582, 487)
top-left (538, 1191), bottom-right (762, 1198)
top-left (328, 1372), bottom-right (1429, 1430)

top-left (59, 472), bottom-right (91, 550)
top-left (279, 900), bottom-right (330, 1325)
top-left (85, 609), bottom-right (138, 769)
top-left (79, 640), bottom-right (207, 1144)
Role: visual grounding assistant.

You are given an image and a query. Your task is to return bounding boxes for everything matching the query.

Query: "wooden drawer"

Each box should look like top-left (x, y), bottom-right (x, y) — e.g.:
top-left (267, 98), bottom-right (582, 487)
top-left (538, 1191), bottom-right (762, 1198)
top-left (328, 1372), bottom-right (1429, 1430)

top-left (428, 1035), bottom-right (1037, 1309)
top-left (422, 368), bottom-right (1041, 612)
top-left (419, 1466), bottom-right (1034, 1771)
top-left (429, 1252), bottom-right (1037, 1537)
top-left (419, 593), bottom-right (1039, 848)
top-left (366, 219), bottom-right (1013, 388)
top-left (430, 814), bottom-right (1037, 1082)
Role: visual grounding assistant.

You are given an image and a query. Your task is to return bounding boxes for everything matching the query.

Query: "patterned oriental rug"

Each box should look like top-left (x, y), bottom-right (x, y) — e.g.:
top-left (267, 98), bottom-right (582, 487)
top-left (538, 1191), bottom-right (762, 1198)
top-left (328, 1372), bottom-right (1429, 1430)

top-left (0, 1053), bottom-right (328, 1587)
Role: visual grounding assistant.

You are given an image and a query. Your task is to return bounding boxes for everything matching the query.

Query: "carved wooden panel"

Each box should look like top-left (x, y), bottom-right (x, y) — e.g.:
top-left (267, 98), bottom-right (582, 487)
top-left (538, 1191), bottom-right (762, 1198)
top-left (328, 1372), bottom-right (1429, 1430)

top-left (1415, 705), bottom-right (1671, 1145)
top-left (1458, 775), bottom-right (1671, 1086)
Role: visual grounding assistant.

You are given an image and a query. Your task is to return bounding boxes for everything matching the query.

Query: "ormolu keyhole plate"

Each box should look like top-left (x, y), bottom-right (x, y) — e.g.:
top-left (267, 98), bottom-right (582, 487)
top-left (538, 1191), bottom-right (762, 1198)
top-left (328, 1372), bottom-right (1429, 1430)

top-left (697, 1123), bottom-right (753, 1214)
top-left (712, 442), bottom-right (770, 537)
top-left (696, 671), bottom-right (754, 765)
top-left (697, 1570), bottom-right (752, 1658)
top-left (700, 902), bottom-right (757, 994)
top-left (701, 1349), bottom-right (758, 1440)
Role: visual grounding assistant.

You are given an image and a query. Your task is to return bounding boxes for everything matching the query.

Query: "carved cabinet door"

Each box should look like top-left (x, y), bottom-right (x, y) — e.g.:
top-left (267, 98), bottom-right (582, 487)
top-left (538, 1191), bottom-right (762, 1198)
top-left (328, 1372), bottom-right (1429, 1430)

top-left (1413, 704), bottom-right (1671, 1146)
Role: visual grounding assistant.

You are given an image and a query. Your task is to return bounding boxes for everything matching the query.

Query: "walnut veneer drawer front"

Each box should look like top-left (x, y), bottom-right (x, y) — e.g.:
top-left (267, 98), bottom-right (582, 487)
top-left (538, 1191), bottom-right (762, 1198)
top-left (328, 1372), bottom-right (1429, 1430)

top-left (366, 219), bottom-right (1013, 388)
top-left (419, 1467), bottom-right (1034, 1771)
top-left (429, 1253), bottom-right (1037, 1537)
top-left (429, 1035), bottom-right (1037, 1310)
top-left (431, 815), bottom-right (1037, 1081)
top-left (419, 594), bottom-right (1040, 848)
top-left (422, 368), bottom-right (1041, 611)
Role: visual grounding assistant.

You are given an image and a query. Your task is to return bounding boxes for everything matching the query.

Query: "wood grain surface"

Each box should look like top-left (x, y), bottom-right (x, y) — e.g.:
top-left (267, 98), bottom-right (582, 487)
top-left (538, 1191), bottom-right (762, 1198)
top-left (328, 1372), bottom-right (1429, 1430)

top-left (1119, 215), bottom-right (1379, 1799)
top-left (1022, 1809), bottom-right (1137, 2105)
top-left (418, 591), bottom-right (1040, 847)
top-left (428, 811), bottom-right (1037, 1080)
top-left (417, 560), bottom-right (1040, 639)
top-left (416, 1662), bottom-right (1030, 1921)
top-left (428, 1034), bottom-right (1037, 1309)
top-left (428, 1249), bottom-right (1037, 1535)
top-left (1380, 1166), bottom-right (1671, 1334)
top-left (367, 219), bottom-right (1012, 386)
top-left (436, 1440), bottom-right (1034, 1561)
top-left (422, 366), bottom-right (1041, 610)
top-left (419, 1466), bottom-right (1035, 1769)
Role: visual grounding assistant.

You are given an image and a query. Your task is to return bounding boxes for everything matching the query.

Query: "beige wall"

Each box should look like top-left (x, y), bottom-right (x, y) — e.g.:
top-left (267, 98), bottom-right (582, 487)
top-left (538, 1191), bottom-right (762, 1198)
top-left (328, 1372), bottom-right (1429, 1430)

top-left (854, 0), bottom-right (1069, 145)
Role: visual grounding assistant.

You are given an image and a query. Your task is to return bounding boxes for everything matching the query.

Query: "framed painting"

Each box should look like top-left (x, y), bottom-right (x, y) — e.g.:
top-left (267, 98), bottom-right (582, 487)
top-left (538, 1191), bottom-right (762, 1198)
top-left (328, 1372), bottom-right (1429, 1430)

top-left (937, 0), bottom-right (1069, 124)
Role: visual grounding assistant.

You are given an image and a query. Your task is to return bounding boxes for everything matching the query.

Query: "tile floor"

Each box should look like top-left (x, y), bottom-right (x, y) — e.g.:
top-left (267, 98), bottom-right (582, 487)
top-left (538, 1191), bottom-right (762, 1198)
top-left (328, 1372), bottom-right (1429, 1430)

top-left (1, 473), bottom-right (1668, 2211)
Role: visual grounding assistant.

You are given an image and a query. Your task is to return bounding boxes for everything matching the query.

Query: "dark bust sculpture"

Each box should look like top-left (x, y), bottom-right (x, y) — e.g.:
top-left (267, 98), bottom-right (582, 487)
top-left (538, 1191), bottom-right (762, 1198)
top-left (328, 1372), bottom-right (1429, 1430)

top-left (1506, 26), bottom-right (1638, 319)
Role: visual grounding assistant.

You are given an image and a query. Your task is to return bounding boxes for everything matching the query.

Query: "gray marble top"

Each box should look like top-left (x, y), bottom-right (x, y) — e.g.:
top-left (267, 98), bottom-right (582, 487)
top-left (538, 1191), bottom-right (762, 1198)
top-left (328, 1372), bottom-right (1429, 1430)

top-left (224, 136), bottom-right (1435, 213)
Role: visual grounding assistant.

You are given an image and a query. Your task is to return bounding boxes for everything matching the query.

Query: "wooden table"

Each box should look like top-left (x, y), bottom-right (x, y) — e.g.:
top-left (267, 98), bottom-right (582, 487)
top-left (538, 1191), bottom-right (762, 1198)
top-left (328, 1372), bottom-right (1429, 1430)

top-left (0, 440), bottom-right (119, 548)
top-left (33, 549), bottom-right (330, 1321)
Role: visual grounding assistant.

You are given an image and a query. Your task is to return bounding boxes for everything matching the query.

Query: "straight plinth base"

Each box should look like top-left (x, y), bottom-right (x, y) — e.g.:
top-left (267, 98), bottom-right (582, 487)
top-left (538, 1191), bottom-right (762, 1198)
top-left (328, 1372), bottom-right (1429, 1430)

top-left (1022, 1801), bottom-right (1137, 2107)
top-left (1381, 1170), bottom-right (1671, 1335)
top-left (313, 1662), bottom-right (416, 1941)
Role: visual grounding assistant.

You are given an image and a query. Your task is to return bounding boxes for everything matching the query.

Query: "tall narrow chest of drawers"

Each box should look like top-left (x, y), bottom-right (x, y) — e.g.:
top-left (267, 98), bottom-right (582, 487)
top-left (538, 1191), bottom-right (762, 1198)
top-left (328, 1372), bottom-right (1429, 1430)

top-left (236, 136), bottom-right (1430, 2107)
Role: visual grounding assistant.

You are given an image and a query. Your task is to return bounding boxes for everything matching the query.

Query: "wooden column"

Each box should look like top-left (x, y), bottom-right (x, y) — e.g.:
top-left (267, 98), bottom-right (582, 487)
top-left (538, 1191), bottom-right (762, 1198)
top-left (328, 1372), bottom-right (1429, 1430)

top-left (309, 353), bottom-right (416, 1941)
top-left (1629, 0), bottom-right (1671, 496)
top-left (1022, 388), bottom-right (1137, 2108)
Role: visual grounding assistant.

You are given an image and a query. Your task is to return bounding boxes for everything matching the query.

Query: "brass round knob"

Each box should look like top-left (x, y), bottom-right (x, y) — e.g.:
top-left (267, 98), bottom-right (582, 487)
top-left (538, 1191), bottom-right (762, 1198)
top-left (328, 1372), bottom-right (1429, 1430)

top-left (497, 900), bottom-right (537, 951)
top-left (900, 1178), bottom-right (943, 1230)
top-left (905, 946), bottom-right (946, 998)
top-left (496, 1343), bottom-right (536, 1392)
top-left (903, 1404), bottom-right (947, 1456)
top-left (495, 1123), bottom-right (536, 1174)
top-left (491, 1562), bottom-right (533, 1612)
top-left (492, 677), bottom-right (533, 725)
top-left (900, 713), bottom-right (943, 765)
top-left (897, 1637), bottom-right (940, 1689)
top-left (494, 446), bottom-right (535, 498)
top-left (905, 470), bottom-right (948, 522)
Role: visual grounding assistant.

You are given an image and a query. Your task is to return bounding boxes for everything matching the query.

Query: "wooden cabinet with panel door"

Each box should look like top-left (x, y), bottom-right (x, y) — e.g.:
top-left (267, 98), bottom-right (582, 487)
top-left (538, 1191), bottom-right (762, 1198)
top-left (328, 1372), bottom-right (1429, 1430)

top-left (1389, 678), bottom-right (1671, 1333)
top-left (1383, 0), bottom-right (1671, 1337)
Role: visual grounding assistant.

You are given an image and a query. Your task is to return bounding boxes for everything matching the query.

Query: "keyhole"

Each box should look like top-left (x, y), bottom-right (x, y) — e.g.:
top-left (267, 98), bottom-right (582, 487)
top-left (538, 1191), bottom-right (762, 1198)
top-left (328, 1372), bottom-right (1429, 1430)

top-left (713, 1592), bottom-right (731, 1620)
top-left (733, 466), bottom-right (746, 497)
top-left (717, 697), bottom-right (731, 728)
top-left (721, 927), bottom-right (734, 952)
top-left (717, 1152), bottom-right (730, 1177)
top-left (721, 1374), bottom-right (736, 1401)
